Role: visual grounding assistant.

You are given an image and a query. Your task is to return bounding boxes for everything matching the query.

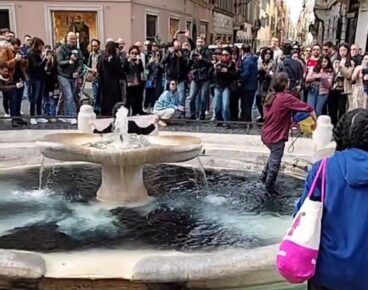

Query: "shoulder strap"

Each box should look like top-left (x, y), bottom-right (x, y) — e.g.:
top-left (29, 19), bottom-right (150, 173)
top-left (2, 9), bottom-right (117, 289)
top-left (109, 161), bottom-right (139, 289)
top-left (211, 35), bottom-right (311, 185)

top-left (307, 158), bottom-right (328, 201)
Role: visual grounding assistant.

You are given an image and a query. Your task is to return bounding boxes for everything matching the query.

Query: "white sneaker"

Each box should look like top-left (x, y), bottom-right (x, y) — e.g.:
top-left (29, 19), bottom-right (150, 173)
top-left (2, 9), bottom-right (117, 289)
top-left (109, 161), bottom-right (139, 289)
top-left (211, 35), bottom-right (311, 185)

top-left (59, 118), bottom-right (69, 123)
top-left (69, 118), bottom-right (77, 125)
top-left (4, 113), bottom-right (10, 118)
top-left (36, 118), bottom-right (48, 123)
top-left (158, 120), bottom-right (167, 127)
top-left (30, 118), bottom-right (38, 125)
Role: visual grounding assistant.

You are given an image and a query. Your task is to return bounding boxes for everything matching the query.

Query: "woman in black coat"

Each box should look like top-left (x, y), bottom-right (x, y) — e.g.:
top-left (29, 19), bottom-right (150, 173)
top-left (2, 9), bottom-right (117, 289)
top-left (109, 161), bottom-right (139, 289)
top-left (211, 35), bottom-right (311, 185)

top-left (97, 41), bottom-right (124, 116)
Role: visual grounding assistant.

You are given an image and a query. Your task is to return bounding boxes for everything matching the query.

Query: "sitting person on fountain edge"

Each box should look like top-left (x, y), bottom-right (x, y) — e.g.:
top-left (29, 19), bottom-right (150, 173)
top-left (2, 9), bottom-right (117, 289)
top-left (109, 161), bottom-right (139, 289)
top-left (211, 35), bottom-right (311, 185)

top-left (153, 80), bottom-right (184, 127)
top-left (261, 72), bottom-right (316, 194)
top-left (93, 102), bottom-right (158, 135)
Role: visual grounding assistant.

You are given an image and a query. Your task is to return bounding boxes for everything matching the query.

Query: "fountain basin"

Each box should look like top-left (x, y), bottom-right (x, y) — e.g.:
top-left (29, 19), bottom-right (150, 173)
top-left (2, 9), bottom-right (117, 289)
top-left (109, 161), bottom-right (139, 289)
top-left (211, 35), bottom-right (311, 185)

top-left (0, 130), bottom-right (315, 289)
top-left (36, 133), bottom-right (202, 204)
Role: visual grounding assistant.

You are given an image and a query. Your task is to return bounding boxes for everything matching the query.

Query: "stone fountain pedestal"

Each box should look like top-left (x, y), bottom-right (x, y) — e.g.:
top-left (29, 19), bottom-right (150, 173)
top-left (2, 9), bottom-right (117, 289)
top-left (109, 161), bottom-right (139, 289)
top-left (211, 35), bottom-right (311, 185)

top-left (37, 133), bottom-right (202, 205)
top-left (97, 164), bottom-right (149, 204)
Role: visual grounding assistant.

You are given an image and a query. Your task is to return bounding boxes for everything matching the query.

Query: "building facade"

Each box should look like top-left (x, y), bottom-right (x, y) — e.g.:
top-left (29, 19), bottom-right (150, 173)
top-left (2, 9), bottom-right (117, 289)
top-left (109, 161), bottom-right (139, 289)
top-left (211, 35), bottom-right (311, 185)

top-left (0, 0), bottom-right (213, 48)
top-left (258, 0), bottom-right (273, 48)
top-left (314, 0), bottom-right (368, 50)
top-left (297, 0), bottom-right (316, 45)
top-left (275, 0), bottom-right (289, 42)
top-left (212, 0), bottom-right (234, 43)
top-left (355, 0), bottom-right (368, 51)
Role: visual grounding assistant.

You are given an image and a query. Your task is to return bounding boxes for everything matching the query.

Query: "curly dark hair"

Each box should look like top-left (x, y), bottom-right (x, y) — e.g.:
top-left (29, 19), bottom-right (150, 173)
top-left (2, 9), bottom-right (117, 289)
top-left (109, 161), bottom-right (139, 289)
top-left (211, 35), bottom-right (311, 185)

top-left (261, 47), bottom-right (273, 63)
top-left (334, 109), bottom-right (368, 151)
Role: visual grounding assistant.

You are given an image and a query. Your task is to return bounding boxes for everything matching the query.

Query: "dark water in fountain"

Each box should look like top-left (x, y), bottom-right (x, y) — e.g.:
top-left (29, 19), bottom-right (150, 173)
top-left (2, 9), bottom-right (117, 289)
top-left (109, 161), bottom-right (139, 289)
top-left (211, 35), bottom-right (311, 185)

top-left (0, 164), bottom-right (303, 252)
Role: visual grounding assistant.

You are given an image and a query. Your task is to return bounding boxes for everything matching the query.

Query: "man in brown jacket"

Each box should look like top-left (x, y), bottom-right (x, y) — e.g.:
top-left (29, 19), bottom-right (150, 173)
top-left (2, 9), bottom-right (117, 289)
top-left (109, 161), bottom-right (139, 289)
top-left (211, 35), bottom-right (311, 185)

top-left (0, 37), bottom-right (28, 125)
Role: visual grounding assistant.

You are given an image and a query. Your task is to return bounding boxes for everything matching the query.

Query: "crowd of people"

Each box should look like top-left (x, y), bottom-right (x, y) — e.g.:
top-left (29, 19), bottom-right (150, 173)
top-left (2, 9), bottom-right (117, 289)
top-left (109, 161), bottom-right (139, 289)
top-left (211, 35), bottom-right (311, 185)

top-left (0, 27), bottom-right (367, 128)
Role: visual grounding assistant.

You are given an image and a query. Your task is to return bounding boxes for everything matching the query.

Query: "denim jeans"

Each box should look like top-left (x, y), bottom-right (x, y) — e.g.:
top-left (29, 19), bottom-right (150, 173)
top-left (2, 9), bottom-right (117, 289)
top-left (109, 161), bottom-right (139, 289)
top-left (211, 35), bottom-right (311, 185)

top-left (22, 81), bottom-right (31, 100)
top-left (189, 80), bottom-right (210, 119)
top-left (43, 91), bottom-right (57, 117)
top-left (262, 140), bottom-right (286, 189)
top-left (308, 87), bottom-right (327, 116)
top-left (57, 75), bottom-right (77, 117)
top-left (3, 88), bottom-right (23, 117)
top-left (214, 87), bottom-right (231, 121)
top-left (29, 79), bottom-right (44, 116)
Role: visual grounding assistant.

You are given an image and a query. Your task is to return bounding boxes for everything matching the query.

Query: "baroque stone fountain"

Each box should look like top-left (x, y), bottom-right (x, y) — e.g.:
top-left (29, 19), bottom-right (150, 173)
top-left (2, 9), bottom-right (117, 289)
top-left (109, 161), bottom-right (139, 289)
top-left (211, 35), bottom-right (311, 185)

top-left (0, 106), bottom-right (337, 290)
top-left (37, 107), bottom-right (202, 205)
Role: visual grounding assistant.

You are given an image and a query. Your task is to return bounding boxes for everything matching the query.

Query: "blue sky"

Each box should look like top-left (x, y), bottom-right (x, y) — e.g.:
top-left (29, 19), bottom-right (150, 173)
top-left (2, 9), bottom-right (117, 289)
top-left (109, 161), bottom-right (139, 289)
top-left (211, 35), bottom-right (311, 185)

top-left (285, 0), bottom-right (303, 23)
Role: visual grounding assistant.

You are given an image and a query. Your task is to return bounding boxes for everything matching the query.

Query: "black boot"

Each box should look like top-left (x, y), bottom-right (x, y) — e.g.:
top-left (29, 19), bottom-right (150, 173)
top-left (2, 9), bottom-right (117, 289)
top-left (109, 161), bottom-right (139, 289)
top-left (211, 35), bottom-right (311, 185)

top-left (260, 170), bottom-right (267, 183)
top-left (16, 118), bottom-right (28, 125)
top-left (265, 173), bottom-right (280, 195)
top-left (11, 119), bottom-right (19, 128)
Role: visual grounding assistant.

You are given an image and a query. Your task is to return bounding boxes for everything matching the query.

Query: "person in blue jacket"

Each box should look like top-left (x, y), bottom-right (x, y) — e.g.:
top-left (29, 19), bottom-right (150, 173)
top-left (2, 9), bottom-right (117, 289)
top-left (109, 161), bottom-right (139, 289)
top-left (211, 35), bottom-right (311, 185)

top-left (295, 108), bottom-right (368, 290)
top-left (239, 44), bottom-right (258, 122)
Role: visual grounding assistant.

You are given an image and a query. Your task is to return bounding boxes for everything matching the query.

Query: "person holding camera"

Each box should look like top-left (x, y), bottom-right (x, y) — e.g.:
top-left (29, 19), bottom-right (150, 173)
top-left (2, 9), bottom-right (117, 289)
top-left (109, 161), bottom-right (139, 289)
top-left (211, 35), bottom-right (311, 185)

top-left (161, 40), bottom-right (188, 117)
top-left (86, 39), bottom-right (102, 114)
top-left (125, 45), bottom-right (145, 115)
top-left (213, 49), bottom-right (238, 125)
top-left (188, 37), bottom-right (212, 120)
top-left (0, 62), bottom-right (26, 127)
top-left (144, 51), bottom-right (164, 112)
top-left (27, 37), bottom-right (51, 124)
top-left (43, 45), bottom-right (58, 119)
top-left (305, 56), bottom-right (334, 116)
top-left (56, 32), bottom-right (83, 123)
top-left (351, 53), bottom-right (368, 109)
top-left (255, 48), bottom-right (275, 122)
top-left (328, 43), bottom-right (355, 125)
top-left (0, 37), bottom-right (28, 125)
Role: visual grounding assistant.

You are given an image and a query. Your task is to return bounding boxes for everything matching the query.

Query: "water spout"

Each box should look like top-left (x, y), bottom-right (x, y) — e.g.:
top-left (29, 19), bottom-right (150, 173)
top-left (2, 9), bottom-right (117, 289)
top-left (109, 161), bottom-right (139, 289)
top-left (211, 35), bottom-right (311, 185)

top-left (39, 156), bottom-right (45, 190)
top-left (195, 157), bottom-right (209, 191)
top-left (114, 106), bottom-right (129, 145)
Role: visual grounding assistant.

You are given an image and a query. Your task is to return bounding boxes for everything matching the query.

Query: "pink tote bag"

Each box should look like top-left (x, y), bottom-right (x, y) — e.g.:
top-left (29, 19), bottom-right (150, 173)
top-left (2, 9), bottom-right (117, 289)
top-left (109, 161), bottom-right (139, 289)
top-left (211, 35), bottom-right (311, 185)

top-left (276, 158), bottom-right (327, 283)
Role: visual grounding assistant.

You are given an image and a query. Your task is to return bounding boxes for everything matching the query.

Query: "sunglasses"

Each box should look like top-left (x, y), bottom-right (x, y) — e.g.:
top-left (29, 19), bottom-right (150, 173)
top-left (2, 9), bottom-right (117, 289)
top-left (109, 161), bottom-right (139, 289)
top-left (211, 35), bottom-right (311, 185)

top-left (91, 45), bottom-right (98, 48)
top-left (131, 52), bottom-right (138, 55)
top-left (313, 48), bottom-right (320, 51)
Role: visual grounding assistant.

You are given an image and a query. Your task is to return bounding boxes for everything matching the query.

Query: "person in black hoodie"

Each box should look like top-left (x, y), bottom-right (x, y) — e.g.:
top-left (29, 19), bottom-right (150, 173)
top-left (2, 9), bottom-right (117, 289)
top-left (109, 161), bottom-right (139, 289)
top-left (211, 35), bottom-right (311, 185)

top-left (161, 40), bottom-right (188, 114)
top-left (28, 37), bottom-right (50, 124)
top-left (213, 49), bottom-right (238, 125)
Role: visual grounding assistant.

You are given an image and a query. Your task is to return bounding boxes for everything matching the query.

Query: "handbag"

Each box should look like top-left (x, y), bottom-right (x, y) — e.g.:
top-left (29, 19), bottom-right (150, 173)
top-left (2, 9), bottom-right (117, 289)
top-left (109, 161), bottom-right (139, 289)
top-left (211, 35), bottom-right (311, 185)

top-left (145, 79), bottom-right (155, 89)
top-left (276, 158), bottom-right (327, 284)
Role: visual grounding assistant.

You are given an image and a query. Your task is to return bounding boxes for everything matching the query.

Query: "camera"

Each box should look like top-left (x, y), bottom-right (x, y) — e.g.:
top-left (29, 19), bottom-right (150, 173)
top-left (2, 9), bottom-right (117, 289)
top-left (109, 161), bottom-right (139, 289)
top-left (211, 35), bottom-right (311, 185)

top-left (192, 52), bottom-right (200, 59)
top-left (215, 62), bottom-right (227, 71)
top-left (71, 49), bottom-right (79, 58)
